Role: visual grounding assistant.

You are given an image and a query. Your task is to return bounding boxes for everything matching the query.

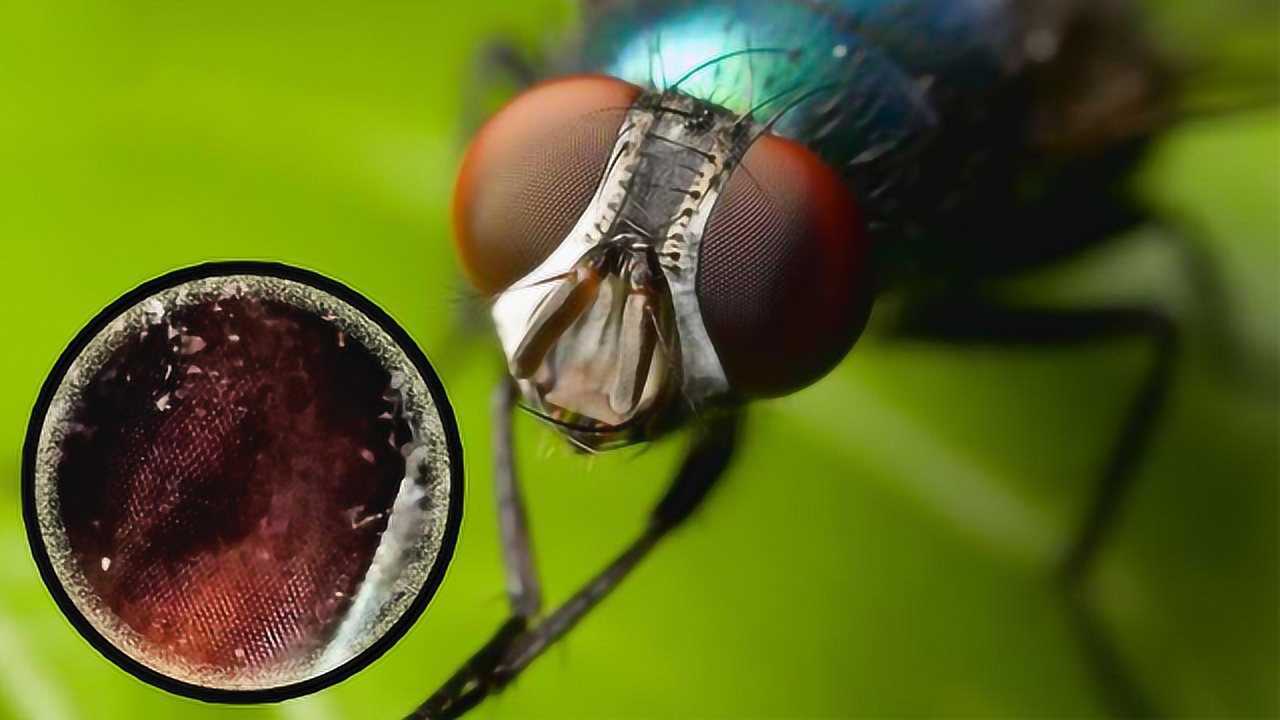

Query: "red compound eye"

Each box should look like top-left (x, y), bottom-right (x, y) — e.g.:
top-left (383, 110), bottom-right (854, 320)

top-left (697, 134), bottom-right (873, 397)
top-left (453, 74), bottom-right (641, 294)
top-left (23, 263), bottom-right (462, 702)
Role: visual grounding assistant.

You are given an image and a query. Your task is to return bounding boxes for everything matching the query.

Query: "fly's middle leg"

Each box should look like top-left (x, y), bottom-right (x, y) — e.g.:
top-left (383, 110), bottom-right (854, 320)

top-left (492, 378), bottom-right (542, 620)
top-left (886, 295), bottom-right (1178, 718)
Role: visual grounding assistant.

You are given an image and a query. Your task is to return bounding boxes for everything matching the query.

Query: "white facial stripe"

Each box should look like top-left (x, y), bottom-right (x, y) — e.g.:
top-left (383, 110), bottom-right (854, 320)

top-left (491, 91), bottom-right (753, 443)
top-left (647, 96), bottom-right (739, 407)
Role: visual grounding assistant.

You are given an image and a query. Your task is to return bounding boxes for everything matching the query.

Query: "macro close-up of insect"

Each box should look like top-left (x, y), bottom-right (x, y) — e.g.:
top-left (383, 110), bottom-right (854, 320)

top-left (415, 1), bottom-right (1277, 717)
top-left (1, 0), bottom-right (1276, 718)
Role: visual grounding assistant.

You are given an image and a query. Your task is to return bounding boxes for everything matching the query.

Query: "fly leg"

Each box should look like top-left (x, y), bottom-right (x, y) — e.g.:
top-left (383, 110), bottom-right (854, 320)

top-left (1148, 215), bottom-right (1247, 379)
top-left (409, 398), bottom-right (741, 719)
top-left (888, 297), bottom-right (1176, 718)
top-left (493, 377), bottom-right (542, 620)
top-left (406, 379), bottom-right (539, 720)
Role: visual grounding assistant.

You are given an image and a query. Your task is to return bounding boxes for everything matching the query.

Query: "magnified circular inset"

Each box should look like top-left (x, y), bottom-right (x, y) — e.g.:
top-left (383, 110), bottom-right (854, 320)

top-left (22, 262), bottom-right (463, 702)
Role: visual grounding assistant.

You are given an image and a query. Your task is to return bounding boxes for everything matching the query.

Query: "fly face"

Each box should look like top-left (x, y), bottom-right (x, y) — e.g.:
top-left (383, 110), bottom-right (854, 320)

top-left (454, 75), bottom-right (875, 450)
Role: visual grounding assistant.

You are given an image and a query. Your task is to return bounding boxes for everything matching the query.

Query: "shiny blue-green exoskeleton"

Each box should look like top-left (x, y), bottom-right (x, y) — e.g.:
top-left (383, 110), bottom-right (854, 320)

top-left (570, 0), bottom-right (1174, 285)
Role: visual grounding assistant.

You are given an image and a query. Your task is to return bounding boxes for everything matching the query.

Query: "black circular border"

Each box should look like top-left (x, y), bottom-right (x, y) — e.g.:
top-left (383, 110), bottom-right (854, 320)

top-left (21, 261), bottom-right (465, 704)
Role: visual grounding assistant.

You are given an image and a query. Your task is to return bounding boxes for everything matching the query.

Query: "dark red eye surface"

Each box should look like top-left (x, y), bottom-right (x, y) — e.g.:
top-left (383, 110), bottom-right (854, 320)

top-left (453, 74), bottom-right (641, 294)
top-left (58, 295), bottom-right (396, 666)
top-left (24, 265), bottom-right (462, 701)
top-left (698, 134), bottom-right (872, 398)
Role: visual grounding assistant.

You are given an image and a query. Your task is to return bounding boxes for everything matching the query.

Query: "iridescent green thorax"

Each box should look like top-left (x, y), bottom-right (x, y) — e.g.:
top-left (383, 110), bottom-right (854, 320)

top-left (579, 0), bottom-right (1016, 177)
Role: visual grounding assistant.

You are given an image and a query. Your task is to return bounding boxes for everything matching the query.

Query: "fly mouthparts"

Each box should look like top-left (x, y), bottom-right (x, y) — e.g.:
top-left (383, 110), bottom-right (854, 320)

top-left (511, 263), bottom-right (604, 379)
top-left (503, 241), bottom-right (677, 440)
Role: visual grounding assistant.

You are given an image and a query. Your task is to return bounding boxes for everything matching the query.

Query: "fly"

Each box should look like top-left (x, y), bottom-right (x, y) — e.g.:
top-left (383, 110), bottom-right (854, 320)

top-left (416, 1), bottom-right (1265, 717)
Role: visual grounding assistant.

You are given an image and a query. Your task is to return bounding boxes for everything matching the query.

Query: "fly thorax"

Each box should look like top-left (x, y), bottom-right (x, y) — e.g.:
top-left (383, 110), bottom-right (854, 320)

top-left (490, 90), bottom-right (753, 449)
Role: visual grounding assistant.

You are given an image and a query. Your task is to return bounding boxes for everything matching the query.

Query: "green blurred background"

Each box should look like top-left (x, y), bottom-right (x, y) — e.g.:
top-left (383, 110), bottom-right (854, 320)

top-left (1, 1), bottom-right (1276, 718)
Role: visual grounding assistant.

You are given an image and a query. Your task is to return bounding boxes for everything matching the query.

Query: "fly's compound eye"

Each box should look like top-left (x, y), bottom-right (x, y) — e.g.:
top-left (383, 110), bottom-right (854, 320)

top-left (453, 74), bottom-right (642, 294)
top-left (22, 263), bottom-right (463, 701)
top-left (698, 135), bottom-right (873, 398)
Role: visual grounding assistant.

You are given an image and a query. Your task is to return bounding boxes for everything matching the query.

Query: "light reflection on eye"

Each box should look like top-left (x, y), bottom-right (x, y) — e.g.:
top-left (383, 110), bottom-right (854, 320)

top-left (23, 264), bottom-right (463, 702)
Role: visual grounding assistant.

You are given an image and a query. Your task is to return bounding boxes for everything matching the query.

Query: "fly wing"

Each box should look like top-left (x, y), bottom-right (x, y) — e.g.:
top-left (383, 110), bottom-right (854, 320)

top-left (1010, 0), bottom-right (1179, 155)
top-left (1012, 0), bottom-right (1277, 154)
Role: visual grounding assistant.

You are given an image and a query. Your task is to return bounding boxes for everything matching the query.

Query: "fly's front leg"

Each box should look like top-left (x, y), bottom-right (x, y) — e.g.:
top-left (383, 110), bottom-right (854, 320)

top-left (493, 378), bottom-right (541, 619)
top-left (889, 297), bottom-right (1177, 718)
top-left (410, 377), bottom-right (541, 719)
top-left (409, 406), bottom-right (742, 720)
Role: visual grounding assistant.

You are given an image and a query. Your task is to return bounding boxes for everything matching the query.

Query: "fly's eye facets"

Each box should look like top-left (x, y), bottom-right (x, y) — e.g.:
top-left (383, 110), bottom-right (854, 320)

top-left (453, 74), bottom-right (641, 294)
top-left (23, 264), bottom-right (463, 702)
top-left (697, 134), bottom-right (873, 398)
